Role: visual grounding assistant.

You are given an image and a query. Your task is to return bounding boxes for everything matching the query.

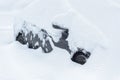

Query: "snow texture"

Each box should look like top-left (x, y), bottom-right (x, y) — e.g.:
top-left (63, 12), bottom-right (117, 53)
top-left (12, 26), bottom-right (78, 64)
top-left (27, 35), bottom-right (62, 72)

top-left (0, 0), bottom-right (120, 80)
top-left (14, 0), bottom-right (108, 53)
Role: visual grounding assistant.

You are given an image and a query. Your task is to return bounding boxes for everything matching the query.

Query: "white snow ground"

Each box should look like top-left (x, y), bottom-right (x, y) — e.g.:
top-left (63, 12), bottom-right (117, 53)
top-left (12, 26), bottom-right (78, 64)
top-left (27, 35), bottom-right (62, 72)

top-left (0, 0), bottom-right (120, 80)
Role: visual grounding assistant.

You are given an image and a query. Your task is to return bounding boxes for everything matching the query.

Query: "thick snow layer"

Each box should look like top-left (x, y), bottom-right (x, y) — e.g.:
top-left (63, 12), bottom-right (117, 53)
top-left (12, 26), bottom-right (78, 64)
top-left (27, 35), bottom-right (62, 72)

top-left (13, 0), bottom-right (72, 43)
top-left (14, 0), bottom-right (108, 53)
top-left (14, 19), bottom-right (41, 37)
top-left (0, 0), bottom-right (120, 80)
top-left (14, 0), bottom-right (71, 28)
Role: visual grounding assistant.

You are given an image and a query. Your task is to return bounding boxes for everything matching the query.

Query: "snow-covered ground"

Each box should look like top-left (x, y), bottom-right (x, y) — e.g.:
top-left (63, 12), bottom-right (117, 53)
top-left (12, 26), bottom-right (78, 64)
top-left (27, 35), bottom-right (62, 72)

top-left (0, 0), bottom-right (120, 80)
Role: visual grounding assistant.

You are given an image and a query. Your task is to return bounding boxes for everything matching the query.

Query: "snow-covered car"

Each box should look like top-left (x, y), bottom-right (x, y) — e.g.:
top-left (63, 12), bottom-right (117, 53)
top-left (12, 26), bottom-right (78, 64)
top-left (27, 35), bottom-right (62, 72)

top-left (14, 17), bottom-right (103, 65)
top-left (14, 0), bottom-right (107, 65)
top-left (15, 20), bottom-right (91, 65)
